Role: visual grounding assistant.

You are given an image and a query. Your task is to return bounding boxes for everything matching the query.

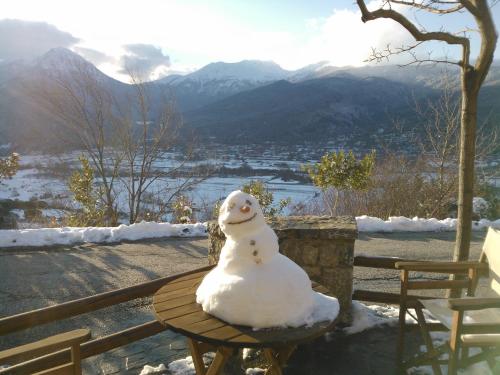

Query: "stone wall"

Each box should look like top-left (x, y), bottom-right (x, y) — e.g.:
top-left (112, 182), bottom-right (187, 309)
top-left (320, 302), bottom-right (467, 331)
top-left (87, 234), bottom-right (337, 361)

top-left (207, 216), bottom-right (357, 323)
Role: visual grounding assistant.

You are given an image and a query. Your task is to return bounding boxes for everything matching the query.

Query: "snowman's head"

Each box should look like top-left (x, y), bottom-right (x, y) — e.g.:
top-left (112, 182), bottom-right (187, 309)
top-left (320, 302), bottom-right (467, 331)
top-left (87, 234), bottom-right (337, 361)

top-left (218, 190), bottom-right (265, 237)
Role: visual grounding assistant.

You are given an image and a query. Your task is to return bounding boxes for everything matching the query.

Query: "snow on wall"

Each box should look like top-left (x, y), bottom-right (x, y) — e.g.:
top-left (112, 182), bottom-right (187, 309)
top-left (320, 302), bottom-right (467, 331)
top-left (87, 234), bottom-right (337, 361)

top-left (0, 221), bottom-right (207, 248)
top-left (0, 215), bottom-right (499, 248)
top-left (356, 215), bottom-right (500, 233)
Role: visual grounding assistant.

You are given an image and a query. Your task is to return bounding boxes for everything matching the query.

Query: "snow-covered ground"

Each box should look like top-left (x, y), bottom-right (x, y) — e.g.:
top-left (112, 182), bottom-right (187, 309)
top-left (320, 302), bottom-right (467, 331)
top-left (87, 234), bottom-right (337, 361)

top-left (0, 215), bottom-right (499, 248)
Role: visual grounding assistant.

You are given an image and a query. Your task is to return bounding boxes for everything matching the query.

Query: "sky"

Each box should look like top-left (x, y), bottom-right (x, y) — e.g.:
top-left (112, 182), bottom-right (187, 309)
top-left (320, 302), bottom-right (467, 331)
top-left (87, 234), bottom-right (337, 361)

top-left (1, 0), bottom-right (499, 82)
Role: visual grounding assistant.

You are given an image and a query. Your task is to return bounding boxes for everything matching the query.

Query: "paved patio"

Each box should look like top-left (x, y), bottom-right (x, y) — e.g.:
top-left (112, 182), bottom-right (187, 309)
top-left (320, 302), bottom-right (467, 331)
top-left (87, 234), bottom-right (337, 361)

top-left (0, 232), bottom-right (488, 374)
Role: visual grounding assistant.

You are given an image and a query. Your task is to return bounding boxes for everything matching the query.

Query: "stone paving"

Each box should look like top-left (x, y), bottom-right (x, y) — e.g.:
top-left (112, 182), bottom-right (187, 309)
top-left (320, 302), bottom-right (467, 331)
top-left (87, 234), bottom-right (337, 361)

top-left (0, 231), bottom-right (488, 374)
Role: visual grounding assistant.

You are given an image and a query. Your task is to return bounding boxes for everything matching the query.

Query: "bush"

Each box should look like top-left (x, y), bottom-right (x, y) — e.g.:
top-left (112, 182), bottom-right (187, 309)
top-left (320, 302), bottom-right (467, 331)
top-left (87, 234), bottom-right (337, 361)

top-left (0, 153), bottom-right (20, 181)
top-left (67, 156), bottom-right (106, 226)
top-left (241, 180), bottom-right (290, 218)
top-left (172, 195), bottom-right (195, 223)
top-left (305, 150), bottom-right (375, 215)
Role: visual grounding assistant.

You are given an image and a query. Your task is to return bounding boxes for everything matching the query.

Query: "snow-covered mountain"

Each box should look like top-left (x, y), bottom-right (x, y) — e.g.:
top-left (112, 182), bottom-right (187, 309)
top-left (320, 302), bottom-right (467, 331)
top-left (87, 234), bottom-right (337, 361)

top-left (156, 60), bottom-right (292, 111)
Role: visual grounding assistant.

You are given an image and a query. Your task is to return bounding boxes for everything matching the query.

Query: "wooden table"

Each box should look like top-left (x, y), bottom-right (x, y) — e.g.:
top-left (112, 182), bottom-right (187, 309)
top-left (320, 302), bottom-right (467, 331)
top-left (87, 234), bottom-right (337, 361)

top-left (153, 268), bottom-right (337, 375)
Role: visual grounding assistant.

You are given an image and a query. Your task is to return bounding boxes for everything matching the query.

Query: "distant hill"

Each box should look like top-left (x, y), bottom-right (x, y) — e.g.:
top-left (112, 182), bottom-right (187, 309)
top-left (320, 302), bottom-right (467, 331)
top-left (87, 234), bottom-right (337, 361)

top-left (183, 75), bottom-right (435, 143)
top-left (0, 48), bottom-right (499, 150)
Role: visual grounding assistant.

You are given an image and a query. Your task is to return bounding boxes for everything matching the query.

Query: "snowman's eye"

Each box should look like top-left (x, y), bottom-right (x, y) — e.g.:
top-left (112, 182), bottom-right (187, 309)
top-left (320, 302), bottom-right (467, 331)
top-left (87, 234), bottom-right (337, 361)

top-left (245, 200), bottom-right (252, 206)
top-left (228, 202), bottom-right (236, 211)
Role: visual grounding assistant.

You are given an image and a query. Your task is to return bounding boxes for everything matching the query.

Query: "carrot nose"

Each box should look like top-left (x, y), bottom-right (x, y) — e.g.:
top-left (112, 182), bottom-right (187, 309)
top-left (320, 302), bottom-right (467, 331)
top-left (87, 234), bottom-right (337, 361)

top-left (240, 205), bottom-right (251, 213)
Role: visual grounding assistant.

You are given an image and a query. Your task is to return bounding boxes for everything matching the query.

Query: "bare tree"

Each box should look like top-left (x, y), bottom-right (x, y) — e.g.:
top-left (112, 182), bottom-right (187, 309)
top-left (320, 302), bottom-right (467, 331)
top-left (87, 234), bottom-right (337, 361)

top-left (30, 58), bottom-right (209, 225)
top-left (29, 58), bottom-right (122, 225)
top-left (356, 0), bottom-right (498, 264)
top-left (116, 75), bottom-right (206, 223)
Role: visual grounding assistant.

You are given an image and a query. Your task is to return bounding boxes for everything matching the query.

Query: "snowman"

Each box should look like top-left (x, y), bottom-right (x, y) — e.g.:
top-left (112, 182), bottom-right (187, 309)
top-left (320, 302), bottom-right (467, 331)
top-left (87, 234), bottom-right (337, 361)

top-left (196, 190), bottom-right (339, 329)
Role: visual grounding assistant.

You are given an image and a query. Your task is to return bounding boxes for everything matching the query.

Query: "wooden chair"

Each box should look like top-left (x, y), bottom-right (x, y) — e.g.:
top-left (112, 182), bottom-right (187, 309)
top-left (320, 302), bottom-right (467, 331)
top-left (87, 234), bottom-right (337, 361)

top-left (395, 227), bottom-right (500, 375)
top-left (0, 329), bottom-right (91, 375)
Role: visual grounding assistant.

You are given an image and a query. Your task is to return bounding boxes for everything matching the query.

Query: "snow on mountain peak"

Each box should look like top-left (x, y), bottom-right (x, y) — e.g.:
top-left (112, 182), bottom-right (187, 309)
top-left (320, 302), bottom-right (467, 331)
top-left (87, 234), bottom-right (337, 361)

top-left (187, 60), bottom-right (290, 82)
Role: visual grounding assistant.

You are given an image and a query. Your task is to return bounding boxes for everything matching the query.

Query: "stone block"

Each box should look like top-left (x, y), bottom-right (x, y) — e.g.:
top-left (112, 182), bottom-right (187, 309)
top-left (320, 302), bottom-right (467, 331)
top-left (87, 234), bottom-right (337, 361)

top-left (318, 244), bottom-right (339, 267)
top-left (301, 244), bottom-right (319, 265)
top-left (302, 265), bottom-right (322, 279)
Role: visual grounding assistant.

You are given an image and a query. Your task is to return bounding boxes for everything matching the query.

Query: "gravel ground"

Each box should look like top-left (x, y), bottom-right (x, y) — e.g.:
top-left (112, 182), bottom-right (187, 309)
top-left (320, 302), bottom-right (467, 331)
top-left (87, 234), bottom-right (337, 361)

top-left (0, 230), bottom-right (490, 374)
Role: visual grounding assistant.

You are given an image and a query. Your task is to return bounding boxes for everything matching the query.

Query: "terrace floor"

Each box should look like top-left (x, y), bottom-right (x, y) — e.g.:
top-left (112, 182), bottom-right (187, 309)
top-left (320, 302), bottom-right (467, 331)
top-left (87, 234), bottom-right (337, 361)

top-left (0, 232), bottom-right (487, 374)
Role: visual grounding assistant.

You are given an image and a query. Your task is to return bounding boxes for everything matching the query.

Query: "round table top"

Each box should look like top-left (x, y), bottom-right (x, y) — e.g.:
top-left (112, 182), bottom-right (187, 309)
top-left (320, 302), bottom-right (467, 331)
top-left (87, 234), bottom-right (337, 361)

top-left (152, 268), bottom-right (337, 349)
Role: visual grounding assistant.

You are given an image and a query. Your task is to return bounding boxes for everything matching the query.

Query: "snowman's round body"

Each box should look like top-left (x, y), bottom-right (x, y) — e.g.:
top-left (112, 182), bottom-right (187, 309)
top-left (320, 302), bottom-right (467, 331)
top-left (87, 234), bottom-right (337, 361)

top-left (196, 190), bottom-right (338, 329)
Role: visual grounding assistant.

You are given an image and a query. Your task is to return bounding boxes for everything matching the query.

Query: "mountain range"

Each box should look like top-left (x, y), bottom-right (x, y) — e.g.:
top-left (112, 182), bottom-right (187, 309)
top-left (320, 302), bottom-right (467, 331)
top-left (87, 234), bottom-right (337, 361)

top-left (1, 48), bottom-right (499, 151)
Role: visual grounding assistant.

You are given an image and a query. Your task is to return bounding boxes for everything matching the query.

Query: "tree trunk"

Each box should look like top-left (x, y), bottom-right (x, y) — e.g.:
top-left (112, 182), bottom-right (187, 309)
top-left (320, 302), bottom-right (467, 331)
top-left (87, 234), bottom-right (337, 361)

top-left (451, 68), bottom-right (478, 297)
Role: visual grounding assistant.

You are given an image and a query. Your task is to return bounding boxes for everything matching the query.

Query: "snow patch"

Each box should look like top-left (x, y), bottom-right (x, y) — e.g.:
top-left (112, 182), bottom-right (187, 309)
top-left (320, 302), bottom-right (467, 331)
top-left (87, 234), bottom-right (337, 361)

top-left (0, 221), bottom-right (207, 248)
top-left (139, 363), bottom-right (166, 375)
top-left (246, 368), bottom-right (266, 374)
top-left (168, 352), bottom-right (214, 375)
top-left (356, 215), bottom-right (500, 232)
top-left (343, 301), bottom-right (400, 335)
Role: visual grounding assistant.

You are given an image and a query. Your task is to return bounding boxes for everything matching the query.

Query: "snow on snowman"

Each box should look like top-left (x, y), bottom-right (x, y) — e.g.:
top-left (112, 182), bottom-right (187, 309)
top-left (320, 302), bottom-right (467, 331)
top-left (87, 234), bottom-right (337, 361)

top-left (196, 190), bottom-right (339, 329)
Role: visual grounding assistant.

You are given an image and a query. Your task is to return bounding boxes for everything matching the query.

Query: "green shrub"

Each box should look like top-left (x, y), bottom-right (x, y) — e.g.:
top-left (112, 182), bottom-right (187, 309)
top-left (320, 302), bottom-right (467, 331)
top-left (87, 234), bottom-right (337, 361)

top-left (305, 150), bottom-right (375, 215)
top-left (242, 180), bottom-right (290, 218)
top-left (67, 156), bottom-right (106, 226)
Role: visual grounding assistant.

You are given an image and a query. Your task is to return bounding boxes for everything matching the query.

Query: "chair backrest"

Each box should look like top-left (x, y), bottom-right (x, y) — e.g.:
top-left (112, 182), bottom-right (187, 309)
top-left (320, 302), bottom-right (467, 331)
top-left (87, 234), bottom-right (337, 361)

top-left (483, 227), bottom-right (500, 296)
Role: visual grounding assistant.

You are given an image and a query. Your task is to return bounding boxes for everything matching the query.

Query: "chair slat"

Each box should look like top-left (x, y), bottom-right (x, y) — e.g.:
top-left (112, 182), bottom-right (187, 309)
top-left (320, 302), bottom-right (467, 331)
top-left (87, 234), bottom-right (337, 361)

top-left (407, 279), bottom-right (469, 290)
top-left (0, 329), bottom-right (90, 366)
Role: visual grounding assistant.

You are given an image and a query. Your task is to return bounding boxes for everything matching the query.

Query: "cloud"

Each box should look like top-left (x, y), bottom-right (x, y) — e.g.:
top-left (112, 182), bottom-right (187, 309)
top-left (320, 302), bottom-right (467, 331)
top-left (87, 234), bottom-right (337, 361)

top-left (73, 46), bottom-right (115, 65)
top-left (119, 43), bottom-right (171, 80)
top-left (301, 1), bottom-right (415, 68)
top-left (0, 19), bottom-right (79, 61)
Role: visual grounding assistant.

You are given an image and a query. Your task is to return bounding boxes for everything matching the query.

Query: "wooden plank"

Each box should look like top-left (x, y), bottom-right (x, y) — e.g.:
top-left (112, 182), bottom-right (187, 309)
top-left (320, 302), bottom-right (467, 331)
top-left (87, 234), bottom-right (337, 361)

top-left (352, 289), bottom-right (435, 307)
top-left (461, 323), bottom-right (500, 334)
top-left (0, 321), bottom-right (167, 375)
top-left (407, 280), bottom-right (469, 290)
top-left (354, 256), bottom-right (416, 269)
top-left (187, 319), bottom-right (226, 335)
top-left (202, 326), bottom-right (244, 341)
top-left (395, 261), bottom-right (487, 272)
top-left (156, 303), bottom-right (202, 320)
top-left (168, 271), bottom-right (210, 285)
top-left (0, 329), bottom-right (90, 366)
top-left (153, 286), bottom-right (195, 304)
top-left (153, 294), bottom-right (197, 312)
top-left (0, 265), bottom-right (213, 336)
top-left (34, 362), bottom-right (74, 375)
top-left (448, 297), bottom-right (500, 311)
top-left (154, 278), bottom-right (203, 297)
top-left (168, 311), bottom-right (213, 327)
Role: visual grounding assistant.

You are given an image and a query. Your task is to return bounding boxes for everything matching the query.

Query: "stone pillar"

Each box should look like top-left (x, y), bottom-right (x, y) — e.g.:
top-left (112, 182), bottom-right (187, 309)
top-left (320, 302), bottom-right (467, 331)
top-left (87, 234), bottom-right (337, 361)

top-left (206, 216), bottom-right (357, 323)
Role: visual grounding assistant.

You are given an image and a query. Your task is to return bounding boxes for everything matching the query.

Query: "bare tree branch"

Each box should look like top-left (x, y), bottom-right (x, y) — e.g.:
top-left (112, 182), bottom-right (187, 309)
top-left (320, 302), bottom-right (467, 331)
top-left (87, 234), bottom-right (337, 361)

top-left (390, 0), bottom-right (464, 14)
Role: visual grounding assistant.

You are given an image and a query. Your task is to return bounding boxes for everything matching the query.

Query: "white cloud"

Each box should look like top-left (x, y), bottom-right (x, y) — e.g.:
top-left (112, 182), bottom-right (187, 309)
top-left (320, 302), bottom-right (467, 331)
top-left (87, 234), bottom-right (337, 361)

top-left (296, 2), bottom-right (414, 68)
top-left (0, 0), bottom-right (416, 79)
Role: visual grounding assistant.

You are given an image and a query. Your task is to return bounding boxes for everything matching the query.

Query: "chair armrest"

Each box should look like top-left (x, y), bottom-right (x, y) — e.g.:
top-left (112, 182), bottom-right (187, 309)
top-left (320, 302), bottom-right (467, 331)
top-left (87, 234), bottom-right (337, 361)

top-left (448, 297), bottom-right (500, 311)
top-left (354, 255), bottom-right (419, 269)
top-left (395, 261), bottom-right (487, 273)
top-left (0, 329), bottom-right (90, 366)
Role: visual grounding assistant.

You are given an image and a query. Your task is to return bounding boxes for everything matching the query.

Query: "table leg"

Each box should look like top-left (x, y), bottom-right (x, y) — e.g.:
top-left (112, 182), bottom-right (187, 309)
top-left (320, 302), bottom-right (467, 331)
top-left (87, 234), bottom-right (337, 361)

top-left (263, 349), bottom-right (283, 375)
top-left (206, 347), bottom-right (233, 375)
top-left (276, 346), bottom-right (296, 367)
top-left (188, 339), bottom-right (207, 375)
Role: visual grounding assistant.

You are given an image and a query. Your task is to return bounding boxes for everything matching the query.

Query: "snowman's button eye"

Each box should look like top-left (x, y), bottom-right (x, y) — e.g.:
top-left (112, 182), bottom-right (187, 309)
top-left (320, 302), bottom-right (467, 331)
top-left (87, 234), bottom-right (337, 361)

top-left (228, 202), bottom-right (235, 211)
top-left (250, 240), bottom-right (256, 246)
top-left (245, 200), bottom-right (252, 206)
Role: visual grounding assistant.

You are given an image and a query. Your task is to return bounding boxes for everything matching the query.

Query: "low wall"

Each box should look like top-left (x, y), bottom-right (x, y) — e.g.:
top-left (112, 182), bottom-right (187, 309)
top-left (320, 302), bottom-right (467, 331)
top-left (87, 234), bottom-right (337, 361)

top-left (207, 216), bottom-right (357, 323)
